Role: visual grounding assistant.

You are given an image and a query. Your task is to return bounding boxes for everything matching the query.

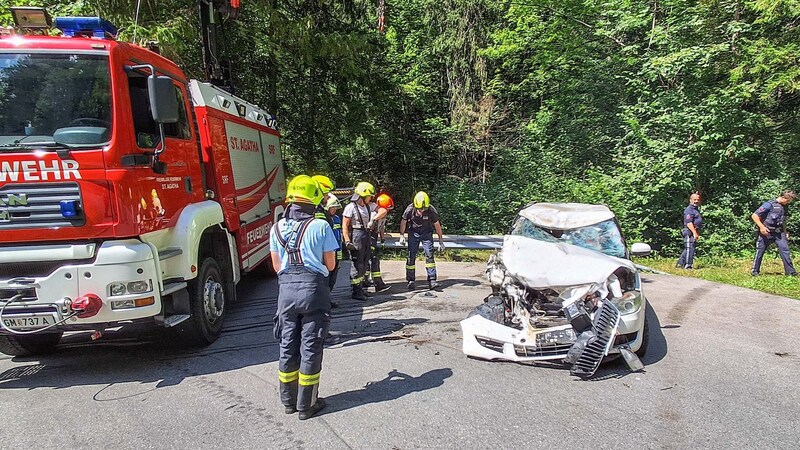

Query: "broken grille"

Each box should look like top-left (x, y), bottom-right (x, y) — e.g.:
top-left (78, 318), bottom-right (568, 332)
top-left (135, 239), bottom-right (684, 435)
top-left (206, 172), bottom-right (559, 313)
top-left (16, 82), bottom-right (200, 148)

top-left (569, 302), bottom-right (621, 378)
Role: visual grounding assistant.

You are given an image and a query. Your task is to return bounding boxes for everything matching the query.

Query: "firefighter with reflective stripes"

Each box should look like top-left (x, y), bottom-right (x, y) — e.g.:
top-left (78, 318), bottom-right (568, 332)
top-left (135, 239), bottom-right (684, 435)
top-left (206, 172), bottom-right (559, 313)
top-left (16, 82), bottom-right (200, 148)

top-left (325, 195), bottom-right (343, 292)
top-left (399, 191), bottom-right (444, 290)
top-left (342, 182), bottom-right (375, 301)
top-left (367, 193), bottom-right (394, 292)
top-left (312, 175), bottom-right (336, 226)
top-left (311, 175), bottom-right (343, 293)
top-left (269, 175), bottom-right (338, 420)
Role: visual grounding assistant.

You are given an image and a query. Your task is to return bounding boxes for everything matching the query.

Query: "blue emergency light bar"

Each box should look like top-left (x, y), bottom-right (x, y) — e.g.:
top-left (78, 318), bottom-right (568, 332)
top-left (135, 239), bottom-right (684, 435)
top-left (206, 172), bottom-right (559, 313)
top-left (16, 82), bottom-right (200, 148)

top-left (54, 17), bottom-right (118, 38)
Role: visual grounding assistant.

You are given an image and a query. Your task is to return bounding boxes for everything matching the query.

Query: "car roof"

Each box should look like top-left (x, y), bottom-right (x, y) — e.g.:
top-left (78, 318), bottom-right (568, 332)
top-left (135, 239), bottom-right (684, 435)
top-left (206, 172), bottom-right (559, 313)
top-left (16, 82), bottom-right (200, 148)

top-left (519, 202), bottom-right (616, 230)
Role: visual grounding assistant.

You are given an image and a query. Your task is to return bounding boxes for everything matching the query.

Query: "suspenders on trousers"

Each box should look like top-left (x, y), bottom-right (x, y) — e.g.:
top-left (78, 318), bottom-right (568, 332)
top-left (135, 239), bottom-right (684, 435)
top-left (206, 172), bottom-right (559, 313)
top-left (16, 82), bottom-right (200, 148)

top-left (273, 219), bottom-right (331, 412)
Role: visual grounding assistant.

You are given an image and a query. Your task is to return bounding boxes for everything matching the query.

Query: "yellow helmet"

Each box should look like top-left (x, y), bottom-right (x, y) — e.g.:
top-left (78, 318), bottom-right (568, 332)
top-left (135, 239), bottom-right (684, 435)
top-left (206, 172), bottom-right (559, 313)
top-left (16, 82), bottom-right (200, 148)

top-left (354, 181), bottom-right (376, 198)
top-left (286, 175), bottom-right (323, 205)
top-left (413, 191), bottom-right (430, 209)
top-left (311, 175), bottom-right (335, 194)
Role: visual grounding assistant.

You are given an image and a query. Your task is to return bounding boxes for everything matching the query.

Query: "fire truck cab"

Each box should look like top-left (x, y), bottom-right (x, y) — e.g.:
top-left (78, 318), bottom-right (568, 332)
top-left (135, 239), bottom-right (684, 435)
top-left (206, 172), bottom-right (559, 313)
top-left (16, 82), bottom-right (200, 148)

top-left (0, 15), bottom-right (286, 355)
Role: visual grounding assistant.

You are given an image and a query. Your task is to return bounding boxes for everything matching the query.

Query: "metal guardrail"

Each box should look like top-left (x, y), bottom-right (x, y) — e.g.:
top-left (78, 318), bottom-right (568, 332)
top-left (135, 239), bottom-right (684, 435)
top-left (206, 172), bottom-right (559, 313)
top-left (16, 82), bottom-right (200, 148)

top-left (382, 233), bottom-right (503, 250)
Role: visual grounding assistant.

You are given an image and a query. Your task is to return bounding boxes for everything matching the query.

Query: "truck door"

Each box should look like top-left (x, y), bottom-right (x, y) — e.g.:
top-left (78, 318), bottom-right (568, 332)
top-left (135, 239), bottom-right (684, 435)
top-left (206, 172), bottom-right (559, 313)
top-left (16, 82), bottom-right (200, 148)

top-left (116, 67), bottom-right (198, 236)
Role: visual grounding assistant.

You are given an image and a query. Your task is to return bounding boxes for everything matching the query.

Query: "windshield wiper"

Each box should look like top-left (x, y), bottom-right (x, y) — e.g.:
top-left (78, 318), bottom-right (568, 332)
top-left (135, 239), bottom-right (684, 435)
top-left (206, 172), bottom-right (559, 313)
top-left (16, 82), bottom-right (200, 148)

top-left (0, 141), bottom-right (76, 155)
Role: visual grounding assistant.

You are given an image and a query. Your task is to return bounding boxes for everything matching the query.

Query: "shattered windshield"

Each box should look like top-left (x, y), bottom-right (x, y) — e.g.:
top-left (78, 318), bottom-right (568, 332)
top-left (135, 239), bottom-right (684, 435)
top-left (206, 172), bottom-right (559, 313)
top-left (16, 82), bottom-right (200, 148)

top-left (0, 52), bottom-right (112, 149)
top-left (511, 216), bottom-right (627, 258)
top-left (560, 219), bottom-right (627, 258)
top-left (510, 216), bottom-right (559, 242)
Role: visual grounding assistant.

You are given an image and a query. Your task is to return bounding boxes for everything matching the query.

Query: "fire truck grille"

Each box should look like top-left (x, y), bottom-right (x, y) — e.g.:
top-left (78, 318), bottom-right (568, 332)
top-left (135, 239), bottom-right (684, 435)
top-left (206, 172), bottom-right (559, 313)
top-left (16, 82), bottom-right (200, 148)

top-left (0, 182), bottom-right (83, 230)
top-left (0, 260), bottom-right (78, 278)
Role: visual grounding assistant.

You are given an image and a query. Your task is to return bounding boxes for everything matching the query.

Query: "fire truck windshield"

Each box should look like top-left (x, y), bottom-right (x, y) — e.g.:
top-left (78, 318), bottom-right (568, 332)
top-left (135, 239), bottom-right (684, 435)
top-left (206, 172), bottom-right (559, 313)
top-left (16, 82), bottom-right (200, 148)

top-left (0, 52), bottom-right (112, 149)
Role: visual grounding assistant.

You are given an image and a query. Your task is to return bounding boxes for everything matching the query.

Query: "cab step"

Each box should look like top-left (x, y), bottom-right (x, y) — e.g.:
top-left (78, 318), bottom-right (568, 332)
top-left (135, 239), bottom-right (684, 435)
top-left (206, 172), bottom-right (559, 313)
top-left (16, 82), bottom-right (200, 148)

top-left (162, 314), bottom-right (190, 327)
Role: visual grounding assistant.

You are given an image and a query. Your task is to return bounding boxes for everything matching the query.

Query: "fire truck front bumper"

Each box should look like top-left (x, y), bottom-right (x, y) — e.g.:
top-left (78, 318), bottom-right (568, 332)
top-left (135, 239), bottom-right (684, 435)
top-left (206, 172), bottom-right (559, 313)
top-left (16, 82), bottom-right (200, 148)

top-left (0, 240), bottom-right (163, 333)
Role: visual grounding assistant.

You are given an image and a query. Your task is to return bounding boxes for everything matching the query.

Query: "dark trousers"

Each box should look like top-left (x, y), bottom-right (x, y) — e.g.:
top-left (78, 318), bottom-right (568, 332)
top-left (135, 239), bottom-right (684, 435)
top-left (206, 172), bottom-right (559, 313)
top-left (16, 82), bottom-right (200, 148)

top-left (275, 266), bottom-right (331, 411)
top-left (369, 233), bottom-right (385, 286)
top-left (677, 229), bottom-right (697, 268)
top-left (406, 232), bottom-right (437, 281)
top-left (349, 229), bottom-right (371, 296)
top-left (752, 232), bottom-right (796, 275)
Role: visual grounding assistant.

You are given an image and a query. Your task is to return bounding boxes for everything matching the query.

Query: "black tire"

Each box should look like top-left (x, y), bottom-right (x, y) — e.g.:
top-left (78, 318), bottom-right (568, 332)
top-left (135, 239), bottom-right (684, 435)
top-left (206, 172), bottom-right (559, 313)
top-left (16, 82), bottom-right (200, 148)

top-left (179, 257), bottom-right (226, 346)
top-left (0, 332), bottom-right (62, 357)
top-left (635, 316), bottom-right (650, 357)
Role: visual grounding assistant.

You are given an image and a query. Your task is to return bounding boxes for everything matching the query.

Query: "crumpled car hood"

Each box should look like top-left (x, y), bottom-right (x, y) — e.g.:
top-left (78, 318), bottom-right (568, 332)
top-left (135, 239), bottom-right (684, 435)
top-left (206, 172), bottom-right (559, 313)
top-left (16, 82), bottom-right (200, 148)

top-left (501, 234), bottom-right (635, 289)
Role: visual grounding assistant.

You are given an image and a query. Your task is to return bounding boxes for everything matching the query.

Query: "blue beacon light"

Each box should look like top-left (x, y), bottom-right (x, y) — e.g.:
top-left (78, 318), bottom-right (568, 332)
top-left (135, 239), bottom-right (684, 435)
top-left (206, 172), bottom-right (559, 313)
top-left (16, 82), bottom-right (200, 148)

top-left (54, 17), bottom-right (118, 38)
top-left (59, 200), bottom-right (80, 218)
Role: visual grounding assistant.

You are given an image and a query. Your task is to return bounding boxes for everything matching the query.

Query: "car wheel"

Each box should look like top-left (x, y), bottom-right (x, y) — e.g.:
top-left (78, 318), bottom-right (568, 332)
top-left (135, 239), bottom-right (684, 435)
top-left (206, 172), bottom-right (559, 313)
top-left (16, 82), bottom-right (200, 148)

top-left (0, 332), bottom-right (63, 357)
top-left (635, 316), bottom-right (650, 357)
top-left (179, 257), bottom-right (226, 346)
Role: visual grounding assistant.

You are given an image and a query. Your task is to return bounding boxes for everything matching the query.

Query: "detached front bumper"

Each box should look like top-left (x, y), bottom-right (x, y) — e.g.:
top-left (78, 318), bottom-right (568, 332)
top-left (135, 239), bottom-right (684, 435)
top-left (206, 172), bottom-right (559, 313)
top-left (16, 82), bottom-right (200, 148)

top-left (460, 300), bottom-right (647, 363)
top-left (0, 240), bottom-right (163, 332)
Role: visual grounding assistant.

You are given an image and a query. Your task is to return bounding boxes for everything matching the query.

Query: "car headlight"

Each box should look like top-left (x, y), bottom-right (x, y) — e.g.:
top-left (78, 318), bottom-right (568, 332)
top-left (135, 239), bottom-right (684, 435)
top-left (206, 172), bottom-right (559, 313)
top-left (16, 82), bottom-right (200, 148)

top-left (610, 291), bottom-right (642, 315)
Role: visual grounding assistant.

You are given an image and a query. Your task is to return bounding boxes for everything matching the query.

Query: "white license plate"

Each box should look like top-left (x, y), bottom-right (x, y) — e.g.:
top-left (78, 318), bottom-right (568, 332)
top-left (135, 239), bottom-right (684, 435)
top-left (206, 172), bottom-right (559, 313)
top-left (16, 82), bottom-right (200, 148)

top-left (2, 314), bottom-right (58, 330)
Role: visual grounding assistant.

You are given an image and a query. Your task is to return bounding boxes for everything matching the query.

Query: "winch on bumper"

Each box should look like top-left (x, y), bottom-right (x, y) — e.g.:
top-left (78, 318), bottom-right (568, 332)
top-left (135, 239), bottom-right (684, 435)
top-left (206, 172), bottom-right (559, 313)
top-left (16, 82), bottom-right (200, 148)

top-left (0, 240), bottom-right (162, 333)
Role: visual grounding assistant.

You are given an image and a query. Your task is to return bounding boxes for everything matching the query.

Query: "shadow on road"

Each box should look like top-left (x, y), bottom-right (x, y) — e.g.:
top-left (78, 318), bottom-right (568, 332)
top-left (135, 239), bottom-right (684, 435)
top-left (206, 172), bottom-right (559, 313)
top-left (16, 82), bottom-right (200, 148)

top-left (0, 261), bottom-right (429, 391)
top-left (321, 368), bottom-right (453, 415)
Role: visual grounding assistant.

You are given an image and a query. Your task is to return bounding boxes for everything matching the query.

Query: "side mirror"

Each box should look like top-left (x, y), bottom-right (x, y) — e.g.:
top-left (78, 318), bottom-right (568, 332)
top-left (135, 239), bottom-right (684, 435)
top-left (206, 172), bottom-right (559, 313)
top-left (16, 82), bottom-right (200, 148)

top-left (630, 243), bottom-right (652, 257)
top-left (148, 76), bottom-right (179, 124)
top-left (147, 75), bottom-right (176, 173)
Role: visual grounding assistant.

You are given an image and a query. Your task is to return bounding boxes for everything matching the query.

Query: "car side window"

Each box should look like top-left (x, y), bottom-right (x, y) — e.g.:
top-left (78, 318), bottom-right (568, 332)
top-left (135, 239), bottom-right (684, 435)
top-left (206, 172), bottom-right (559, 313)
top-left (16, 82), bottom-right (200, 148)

top-left (127, 74), bottom-right (190, 147)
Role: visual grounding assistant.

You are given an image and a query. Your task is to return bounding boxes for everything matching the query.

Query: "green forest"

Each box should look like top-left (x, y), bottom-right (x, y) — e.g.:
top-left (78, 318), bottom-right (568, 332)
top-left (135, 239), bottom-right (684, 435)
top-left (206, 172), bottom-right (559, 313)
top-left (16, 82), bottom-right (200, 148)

top-left (3, 0), bottom-right (799, 256)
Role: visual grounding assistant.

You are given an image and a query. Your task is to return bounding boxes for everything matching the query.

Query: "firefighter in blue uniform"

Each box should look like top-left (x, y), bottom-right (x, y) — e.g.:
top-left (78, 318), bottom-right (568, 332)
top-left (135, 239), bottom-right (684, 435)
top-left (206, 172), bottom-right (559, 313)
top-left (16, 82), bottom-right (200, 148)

top-left (399, 191), bottom-right (445, 290)
top-left (751, 189), bottom-right (797, 276)
top-left (311, 175), bottom-right (342, 294)
top-left (676, 192), bottom-right (702, 269)
top-left (270, 175), bottom-right (338, 420)
top-left (324, 195), bottom-right (343, 292)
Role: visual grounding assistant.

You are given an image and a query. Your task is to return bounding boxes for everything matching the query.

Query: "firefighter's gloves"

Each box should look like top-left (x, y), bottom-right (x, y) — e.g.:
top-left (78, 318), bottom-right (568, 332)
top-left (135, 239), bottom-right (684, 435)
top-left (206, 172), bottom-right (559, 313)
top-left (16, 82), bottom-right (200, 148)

top-left (345, 241), bottom-right (357, 251)
top-left (367, 219), bottom-right (375, 230)
top-left (398, 235), bottom-right (407, 246)
top-left (380, 239), bottom-right (386, 250)
top-left (438, 239), bottom-right (446, 252)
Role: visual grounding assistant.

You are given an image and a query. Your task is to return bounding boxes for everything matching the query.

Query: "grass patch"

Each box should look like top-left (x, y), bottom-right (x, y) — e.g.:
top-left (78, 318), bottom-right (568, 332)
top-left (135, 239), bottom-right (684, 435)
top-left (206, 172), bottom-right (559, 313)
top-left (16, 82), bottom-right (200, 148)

top-left (637, 257), bottom-right (800, 300)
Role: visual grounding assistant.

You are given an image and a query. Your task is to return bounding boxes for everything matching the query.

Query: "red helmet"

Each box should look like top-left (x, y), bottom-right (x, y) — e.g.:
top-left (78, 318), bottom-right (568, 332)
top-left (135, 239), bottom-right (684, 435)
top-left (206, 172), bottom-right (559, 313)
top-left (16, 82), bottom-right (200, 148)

top-left (376, 193), bottom-right (394, 210)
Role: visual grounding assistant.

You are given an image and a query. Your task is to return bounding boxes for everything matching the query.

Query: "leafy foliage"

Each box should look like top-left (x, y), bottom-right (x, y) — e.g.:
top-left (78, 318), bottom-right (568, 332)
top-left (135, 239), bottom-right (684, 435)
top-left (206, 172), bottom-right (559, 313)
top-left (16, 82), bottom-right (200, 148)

top-left (3, 0), bottom-right (798, 256)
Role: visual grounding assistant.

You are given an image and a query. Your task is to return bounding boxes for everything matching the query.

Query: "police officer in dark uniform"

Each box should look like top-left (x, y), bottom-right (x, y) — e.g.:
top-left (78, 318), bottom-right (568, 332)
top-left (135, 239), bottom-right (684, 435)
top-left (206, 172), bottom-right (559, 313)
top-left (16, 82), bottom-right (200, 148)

top-left (270, 175), bottom-right (339, 420)
top-left (399, 191), bottom-right (445, 290)
top-left (751, 189), bottom-right (797, 276)
top-left (676, 192), bottom-right (702, 269)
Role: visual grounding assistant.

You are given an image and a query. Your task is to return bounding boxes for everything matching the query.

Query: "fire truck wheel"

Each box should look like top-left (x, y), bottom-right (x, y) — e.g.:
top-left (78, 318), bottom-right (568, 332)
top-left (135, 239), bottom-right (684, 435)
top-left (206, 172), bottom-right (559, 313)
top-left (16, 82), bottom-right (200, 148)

top-left (181, 257), bottom-right (226, 345)
top-left (0, 332), bottom-right (63, 357)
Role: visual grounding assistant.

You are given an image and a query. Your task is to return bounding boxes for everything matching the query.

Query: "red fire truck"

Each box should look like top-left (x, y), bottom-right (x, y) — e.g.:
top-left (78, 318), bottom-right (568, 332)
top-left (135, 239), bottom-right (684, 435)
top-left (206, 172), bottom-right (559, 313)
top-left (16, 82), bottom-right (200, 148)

top-left (0, 7), bottom-right (286, 355)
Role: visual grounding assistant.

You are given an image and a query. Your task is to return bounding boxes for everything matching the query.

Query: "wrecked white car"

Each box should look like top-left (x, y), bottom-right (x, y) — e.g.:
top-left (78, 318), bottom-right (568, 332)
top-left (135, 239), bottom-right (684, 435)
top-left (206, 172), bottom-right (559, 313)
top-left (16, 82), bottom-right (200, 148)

top-left (460, 203), bottom-right (652, 378)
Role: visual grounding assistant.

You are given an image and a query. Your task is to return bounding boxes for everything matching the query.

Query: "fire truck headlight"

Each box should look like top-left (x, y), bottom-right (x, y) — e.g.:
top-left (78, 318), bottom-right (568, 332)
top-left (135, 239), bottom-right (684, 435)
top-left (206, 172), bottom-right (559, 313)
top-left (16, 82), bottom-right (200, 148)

top-left (127, 280), bottom-right (152, 294)
top-left (109, 283), bottom-right (126, 296)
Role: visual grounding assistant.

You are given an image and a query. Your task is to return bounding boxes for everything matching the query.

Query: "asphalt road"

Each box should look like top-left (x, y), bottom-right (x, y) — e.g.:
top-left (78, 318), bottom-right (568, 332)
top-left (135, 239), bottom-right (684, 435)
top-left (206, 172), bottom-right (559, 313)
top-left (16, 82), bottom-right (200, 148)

top-left (1, 260), bottom-right (799, 449)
